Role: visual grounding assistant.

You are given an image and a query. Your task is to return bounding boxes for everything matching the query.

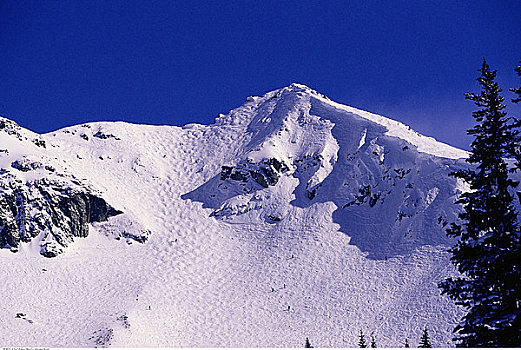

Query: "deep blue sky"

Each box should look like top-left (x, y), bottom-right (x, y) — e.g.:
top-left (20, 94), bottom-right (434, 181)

top-left (1, 1), bottom-right (520, 150)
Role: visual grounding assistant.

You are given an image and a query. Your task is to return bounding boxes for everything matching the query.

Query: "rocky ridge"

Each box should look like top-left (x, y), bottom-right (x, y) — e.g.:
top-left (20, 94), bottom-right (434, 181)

top-left (0, 117), bottom-right (150, 257)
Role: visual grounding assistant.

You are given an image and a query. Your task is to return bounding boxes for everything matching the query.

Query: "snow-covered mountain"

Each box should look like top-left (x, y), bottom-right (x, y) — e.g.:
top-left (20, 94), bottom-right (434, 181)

top-left (0, 83), bottom-right (469, 347)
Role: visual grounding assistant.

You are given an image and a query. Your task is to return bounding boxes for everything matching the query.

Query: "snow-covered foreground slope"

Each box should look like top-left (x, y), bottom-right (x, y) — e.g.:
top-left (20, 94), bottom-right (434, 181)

top-left (0, 84), bottom-right (469, 347)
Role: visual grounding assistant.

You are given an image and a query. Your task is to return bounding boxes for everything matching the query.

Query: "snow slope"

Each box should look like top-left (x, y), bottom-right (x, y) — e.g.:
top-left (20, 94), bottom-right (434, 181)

top-left (0, 84), bottom-right (469, 347)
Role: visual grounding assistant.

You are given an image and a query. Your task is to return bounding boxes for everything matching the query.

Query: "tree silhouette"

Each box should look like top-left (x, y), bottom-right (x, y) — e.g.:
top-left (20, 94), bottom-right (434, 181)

top-left (418, 328), bottom-right (432, 348)
top-left (439, 58), bottom-right (521, 347)
top-left (358, 330), bottom-right (367, 348)
top-left (304, 337), bottom-right (313, 348)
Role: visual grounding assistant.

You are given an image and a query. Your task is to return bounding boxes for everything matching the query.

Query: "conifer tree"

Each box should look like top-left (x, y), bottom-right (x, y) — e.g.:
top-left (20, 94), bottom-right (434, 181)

top-left (304, 337), bottom-right (313, 348)
top-left (370, 335), bottom-right (377, 348)
top-left (509, 60), bottom-right (521, 170)
top-left (418, 328), bottom-right (432, 348)
top-left (511, 60), bottom-right (521, 103)
top-left (507, 59), bottom-right (521, 341)
top-left (358, 330), bottom-right (367, 348)
top-left (439, 59), bottom-right (521, 347)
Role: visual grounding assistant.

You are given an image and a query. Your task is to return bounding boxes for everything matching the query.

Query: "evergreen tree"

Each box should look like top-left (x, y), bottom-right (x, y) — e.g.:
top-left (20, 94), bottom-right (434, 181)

top-left (370, 335), bottom-right (377, 348)
top-left (508, 60), bottom-right (521, 341)
top-left (511, 60), bottom-right (521, 103)
top-left (439, 58), bottom-right (521, 347)
top-left (404, 338), bottom-right (410, 348)
top-left (358, 330), bottom-right (367, 348)
top-left (304, 337), bottom-right (313, 348)
top-left (509, 60), bottom-right (521, 170)
top-left (418, 328), bottom-right (432, 348)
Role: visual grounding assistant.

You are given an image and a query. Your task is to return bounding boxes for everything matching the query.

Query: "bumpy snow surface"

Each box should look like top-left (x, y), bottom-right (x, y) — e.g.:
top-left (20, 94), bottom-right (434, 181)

top-left (0, 84), bottom-right (469, 347)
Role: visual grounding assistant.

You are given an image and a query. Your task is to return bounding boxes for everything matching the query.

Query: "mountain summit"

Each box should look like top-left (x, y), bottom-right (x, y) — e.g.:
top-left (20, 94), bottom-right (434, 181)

top-left (188, 83), bottom-right (467, 258)
top-left (1, 85), bottom-right (466, 346)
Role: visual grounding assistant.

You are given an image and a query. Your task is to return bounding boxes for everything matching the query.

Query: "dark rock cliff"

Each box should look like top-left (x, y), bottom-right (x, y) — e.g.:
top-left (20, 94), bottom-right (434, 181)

top-left (0, 177), bottom-right (124, 257)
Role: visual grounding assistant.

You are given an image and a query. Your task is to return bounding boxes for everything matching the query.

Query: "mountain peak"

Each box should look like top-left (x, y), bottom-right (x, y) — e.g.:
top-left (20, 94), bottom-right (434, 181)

top-left (287, 82), bottom-right (311, 90)
top-left (1, 84), bottom-right (469, 346)
top-left (219, 84), bottom-right (468, 160)
top-left (285, 82), bottom-right (315, 92)
top-left (275, 82), bottom-right (328, 99)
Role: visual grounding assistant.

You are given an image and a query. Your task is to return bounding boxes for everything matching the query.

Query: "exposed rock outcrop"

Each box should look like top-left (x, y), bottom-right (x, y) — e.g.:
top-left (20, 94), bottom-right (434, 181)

top-left (0, 174), bottom-right (130, 257)
top-left (219, 157), bottom-right (289, 189)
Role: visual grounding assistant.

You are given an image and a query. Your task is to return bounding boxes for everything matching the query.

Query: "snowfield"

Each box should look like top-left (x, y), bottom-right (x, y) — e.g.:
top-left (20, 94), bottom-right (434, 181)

top-left (0, 84), bottom-right (469, 347)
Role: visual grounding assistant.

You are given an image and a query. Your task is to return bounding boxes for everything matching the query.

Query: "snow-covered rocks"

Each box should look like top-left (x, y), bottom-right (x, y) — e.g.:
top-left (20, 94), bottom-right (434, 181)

top-left (220, 157), bottom-right (289, 188)
top-left (0, 119), bottom-right (149, 257)
top-left (92, 213), bottom-right (150, 244)
top-left (0, 173), bottom-right (131, 257)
